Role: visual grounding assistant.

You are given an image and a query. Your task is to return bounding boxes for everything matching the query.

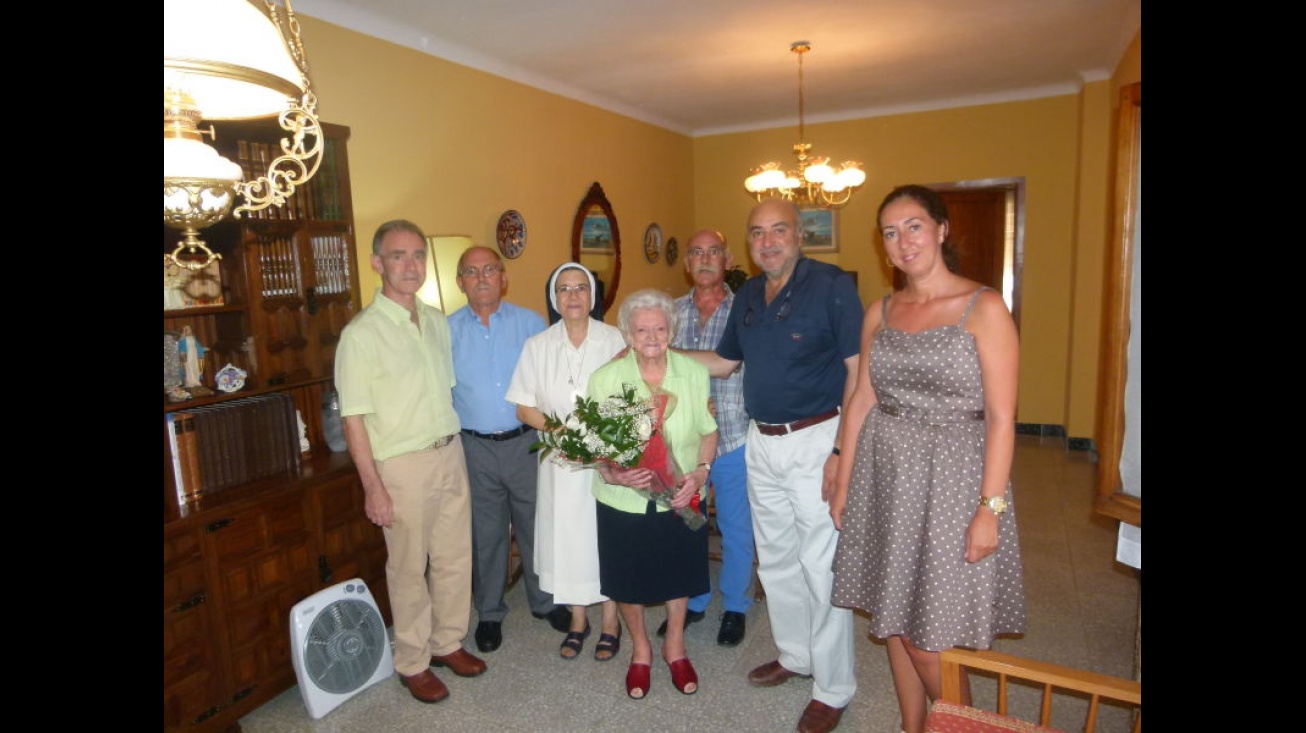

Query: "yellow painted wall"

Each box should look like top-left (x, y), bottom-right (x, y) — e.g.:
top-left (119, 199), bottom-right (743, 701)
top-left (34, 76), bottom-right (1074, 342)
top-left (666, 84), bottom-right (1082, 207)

top-left (300, 16), bottom-right (697, 318)
top-left (695, 97), bottom-right (1084, 428)
top-left (296, 15), bottom-right (1140, 440)
top-left (1066, 82), bottom-right (1112, 440)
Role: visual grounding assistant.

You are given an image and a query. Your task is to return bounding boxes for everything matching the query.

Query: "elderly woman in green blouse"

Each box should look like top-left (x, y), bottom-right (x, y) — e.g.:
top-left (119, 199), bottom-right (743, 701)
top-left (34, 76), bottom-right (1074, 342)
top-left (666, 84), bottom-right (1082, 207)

top-left (588, 288), bottom-right (718, 700)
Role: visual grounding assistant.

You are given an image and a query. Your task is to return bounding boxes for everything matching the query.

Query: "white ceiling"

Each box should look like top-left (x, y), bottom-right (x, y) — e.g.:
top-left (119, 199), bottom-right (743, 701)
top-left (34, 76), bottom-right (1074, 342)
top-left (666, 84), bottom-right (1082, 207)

top-left (293, 0), bottom-right (1141, 137)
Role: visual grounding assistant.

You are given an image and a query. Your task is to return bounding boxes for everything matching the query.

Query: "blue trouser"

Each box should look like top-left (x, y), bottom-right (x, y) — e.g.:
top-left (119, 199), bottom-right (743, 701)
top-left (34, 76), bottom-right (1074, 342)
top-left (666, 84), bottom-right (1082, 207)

top-left (688, 443), bottom-right (754, 614)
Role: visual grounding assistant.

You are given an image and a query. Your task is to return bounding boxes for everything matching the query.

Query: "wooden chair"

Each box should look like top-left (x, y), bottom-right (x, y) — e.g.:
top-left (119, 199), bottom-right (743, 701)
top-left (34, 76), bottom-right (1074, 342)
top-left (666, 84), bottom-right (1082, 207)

top-left (927, 648), bottom-right (1141, 733)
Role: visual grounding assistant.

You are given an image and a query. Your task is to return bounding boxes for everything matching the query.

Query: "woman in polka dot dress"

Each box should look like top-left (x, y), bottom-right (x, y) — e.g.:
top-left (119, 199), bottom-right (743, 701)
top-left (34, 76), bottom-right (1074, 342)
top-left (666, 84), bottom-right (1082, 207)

top-left (830, 185), bottom-right (1026, 733)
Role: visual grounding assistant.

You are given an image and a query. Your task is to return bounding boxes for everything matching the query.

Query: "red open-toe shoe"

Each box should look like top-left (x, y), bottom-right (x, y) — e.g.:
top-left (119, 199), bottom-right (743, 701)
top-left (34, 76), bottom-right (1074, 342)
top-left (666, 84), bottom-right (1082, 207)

top-left (667, 657), bottom-right (698, 695)
top-left (625, 662), bottom-right (651, 700)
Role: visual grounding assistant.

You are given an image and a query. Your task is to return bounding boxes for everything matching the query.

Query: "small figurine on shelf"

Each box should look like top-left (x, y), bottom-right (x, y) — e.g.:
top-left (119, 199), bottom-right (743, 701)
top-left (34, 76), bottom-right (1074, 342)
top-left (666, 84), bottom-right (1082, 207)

top-left (178, 325), bottom-right (214, 397)
top-left (164, 332), bottom-right (183, 390)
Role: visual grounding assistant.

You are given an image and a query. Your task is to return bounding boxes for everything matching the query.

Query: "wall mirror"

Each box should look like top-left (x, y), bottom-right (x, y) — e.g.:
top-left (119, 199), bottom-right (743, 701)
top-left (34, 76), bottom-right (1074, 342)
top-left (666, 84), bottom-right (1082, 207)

top-left (570, 181), bottom-right (621, 315)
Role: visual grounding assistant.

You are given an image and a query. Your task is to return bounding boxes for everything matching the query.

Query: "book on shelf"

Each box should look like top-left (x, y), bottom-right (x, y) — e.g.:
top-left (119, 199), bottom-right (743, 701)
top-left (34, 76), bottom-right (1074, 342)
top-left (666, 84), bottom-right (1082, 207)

top-left (240, 397), bottom-right (267, 481)
top-left (172, 395), bottom-right (304, 502)
top-left (167, 414), bottom-right (186, 504)
top-left (319, 138), bottom-right (341, 220)
top-left (223, 402), bottom-right (249, 490)
top-left (167, 412), bottom-right (203, 502)
top-left (177, 412), bottom-right (203, 499)
top-left (186, 407), bottom-right (223, 494)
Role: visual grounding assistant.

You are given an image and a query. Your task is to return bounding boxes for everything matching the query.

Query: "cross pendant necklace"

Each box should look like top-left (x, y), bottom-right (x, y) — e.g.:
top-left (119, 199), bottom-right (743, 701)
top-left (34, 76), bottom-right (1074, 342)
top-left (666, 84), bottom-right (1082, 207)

top-left (565, 340), bottom-right (589, 390)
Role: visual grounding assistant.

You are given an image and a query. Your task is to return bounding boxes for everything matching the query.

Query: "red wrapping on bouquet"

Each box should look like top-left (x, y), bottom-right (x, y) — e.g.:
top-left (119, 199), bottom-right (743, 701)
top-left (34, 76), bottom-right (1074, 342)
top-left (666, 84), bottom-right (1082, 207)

top-left (633, 392), bottom-right (705, 530)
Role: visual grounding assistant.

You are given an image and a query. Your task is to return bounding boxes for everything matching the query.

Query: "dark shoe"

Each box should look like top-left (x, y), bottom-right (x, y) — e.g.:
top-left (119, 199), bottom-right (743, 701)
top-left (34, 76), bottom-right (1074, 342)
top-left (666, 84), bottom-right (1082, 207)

top-left (534, 605), bottom-right (572, 634)
top-left (717, 611), bottom-right (746, 646)
top-left (625, 661), bottom-right (651, 699)
top-left (796, 699), bottom-right (845, 733)
top-left (399, 669), bottom-right (450, 703)
top-left (474, 621), bottom-right (502, 653)
top-left (748, 659), bottom-right (809, 687)
top-left (559, 621), bottom-right (591, 660)
top-left (655, 609), bottom-right (706, 637)
top-left (430, 648), bottom-right (487, 678)
top-left (594, 623), bottom-right (622, 662)
top-left (667, 657), bottom-right (698, 695)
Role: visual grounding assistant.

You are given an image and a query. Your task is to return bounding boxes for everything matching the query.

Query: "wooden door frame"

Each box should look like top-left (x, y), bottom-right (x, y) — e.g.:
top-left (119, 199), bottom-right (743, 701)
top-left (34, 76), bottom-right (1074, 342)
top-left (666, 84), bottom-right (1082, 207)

top-left (923, 177), bottom-right (1026, 330)
top-left (1094, 82), bottom-right (1141, 527)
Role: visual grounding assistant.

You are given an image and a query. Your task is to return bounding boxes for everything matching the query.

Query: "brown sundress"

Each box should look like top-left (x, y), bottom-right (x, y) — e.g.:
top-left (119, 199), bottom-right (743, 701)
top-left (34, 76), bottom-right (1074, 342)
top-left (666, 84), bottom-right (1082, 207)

top-left (831, 287), bottom-right (1026, 650)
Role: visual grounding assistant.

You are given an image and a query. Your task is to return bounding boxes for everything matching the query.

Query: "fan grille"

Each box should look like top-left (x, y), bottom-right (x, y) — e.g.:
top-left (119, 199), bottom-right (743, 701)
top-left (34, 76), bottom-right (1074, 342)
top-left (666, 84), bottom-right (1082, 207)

top-left (302, 598), bottom-right (388, 694)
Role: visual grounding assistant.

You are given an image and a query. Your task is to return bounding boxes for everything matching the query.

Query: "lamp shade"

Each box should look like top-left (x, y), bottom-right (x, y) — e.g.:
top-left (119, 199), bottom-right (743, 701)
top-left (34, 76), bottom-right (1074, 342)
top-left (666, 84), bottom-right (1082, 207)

top-left (163, 136), bottom-right (244, 182)
top-left (164, 0), bottom-right (305, 120)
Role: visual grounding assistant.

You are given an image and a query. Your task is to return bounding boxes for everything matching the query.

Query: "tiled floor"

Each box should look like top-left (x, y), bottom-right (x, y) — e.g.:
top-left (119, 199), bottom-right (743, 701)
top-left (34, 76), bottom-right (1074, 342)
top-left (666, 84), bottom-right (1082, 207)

top-left (241, 435), bottom-right (1140, 732)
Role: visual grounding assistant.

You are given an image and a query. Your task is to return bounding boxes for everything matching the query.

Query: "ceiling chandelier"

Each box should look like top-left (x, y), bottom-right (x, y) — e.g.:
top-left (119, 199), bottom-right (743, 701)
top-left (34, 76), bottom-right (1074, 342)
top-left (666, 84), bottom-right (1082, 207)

top-left (164, 0), bottom-right (323, 270)
top-left (744, 41), bottom-right (866, 209)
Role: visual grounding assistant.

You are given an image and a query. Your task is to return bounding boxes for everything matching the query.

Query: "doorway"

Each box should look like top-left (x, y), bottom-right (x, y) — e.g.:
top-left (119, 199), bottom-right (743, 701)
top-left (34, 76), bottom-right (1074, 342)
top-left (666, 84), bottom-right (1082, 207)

top-left (893, 177), bottom-right (1025, 328)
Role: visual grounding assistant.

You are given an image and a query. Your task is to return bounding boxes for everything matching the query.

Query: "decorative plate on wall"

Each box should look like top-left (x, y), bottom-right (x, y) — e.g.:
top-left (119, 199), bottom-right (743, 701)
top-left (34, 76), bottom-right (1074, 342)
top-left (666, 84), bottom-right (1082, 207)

top-left (496, 209), bottom-right (526, 259)
top-left (665, 237), bottom-right (678, 266)
top-left (643, 222), bottom-right (663, 264)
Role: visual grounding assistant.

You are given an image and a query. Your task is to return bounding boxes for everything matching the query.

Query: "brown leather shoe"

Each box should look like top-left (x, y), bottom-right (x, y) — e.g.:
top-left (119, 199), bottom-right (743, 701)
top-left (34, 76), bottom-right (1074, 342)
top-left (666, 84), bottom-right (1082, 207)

top-left (796, 700), bottom-right (845, 733)
top-left (748, 659), bottom-right (809, 687)
top-left (430, 648), bottom-right (487, 677)
top-left (399, 669), bottom-right (449, 703)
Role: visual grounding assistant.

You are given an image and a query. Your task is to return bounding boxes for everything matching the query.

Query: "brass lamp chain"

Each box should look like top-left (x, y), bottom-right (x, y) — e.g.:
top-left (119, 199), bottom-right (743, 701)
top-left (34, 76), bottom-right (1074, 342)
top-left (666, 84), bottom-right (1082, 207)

top-left (795, 42), bottom-right (807, 156)
top-left (741, 40), bottom-right (864, 209)
top-left (266, 0), bottom-right (308, 78)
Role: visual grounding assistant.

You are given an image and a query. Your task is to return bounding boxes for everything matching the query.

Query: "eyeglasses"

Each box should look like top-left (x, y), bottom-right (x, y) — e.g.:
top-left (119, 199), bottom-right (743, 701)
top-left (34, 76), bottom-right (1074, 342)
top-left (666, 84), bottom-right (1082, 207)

top-left (742, 289), bottom-right (793, 326)
top-left (555, 283), bottom-right (591, 294)
top-left (458, 265), bottom-right (502, 279)
top-left (687, 246), bottom-right (725, 258)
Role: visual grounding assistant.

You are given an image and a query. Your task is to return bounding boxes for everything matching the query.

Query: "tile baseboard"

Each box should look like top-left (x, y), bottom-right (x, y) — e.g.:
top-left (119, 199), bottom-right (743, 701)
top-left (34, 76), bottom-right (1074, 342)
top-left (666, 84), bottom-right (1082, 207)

top-left (1015, 423), bottom-right (1096, 453)
top-left (1066, 437), bottom-right (1095, 452)
top-left (1016, 422), bottom-right (1064, 437)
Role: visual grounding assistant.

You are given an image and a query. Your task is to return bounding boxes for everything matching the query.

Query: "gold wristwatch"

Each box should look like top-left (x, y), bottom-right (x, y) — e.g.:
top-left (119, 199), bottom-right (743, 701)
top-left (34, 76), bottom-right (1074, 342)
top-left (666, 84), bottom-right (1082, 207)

top-left (978, 495), bottom-right (1009, 515)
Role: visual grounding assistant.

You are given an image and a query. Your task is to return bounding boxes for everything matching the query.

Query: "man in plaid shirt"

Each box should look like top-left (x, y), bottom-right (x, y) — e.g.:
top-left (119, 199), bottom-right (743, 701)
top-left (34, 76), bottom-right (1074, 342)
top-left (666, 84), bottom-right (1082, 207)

top-left (664, 228), bottom-right (753, 647)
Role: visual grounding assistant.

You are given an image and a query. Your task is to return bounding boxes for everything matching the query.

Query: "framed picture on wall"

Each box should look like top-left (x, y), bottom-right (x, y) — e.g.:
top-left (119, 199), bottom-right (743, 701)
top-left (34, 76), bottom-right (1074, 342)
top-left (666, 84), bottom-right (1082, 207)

top-left (799, 207), bottom-right (838, 253)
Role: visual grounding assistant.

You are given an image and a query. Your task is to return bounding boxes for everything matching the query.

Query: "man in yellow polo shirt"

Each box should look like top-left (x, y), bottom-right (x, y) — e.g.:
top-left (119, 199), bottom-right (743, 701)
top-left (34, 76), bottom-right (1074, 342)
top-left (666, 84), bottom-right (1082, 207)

top-left (336, 219), bottom-right (485, 704)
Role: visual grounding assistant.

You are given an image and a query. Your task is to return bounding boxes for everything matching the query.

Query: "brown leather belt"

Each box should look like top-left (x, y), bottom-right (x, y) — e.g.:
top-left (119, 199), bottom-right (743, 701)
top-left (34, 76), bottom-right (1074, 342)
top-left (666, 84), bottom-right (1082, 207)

top-left (420, 434), bottom-right (458, 450)
top-left (755, 407), bottom-right (840, 436)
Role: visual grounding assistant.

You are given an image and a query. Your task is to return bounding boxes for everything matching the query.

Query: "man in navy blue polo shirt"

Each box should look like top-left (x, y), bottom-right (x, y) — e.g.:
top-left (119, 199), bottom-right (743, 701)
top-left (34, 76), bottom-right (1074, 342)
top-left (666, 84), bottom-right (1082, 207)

top-left (684, 199), bottom-right (862, 733)
top-left (450, 246), bottom-right (570, 653)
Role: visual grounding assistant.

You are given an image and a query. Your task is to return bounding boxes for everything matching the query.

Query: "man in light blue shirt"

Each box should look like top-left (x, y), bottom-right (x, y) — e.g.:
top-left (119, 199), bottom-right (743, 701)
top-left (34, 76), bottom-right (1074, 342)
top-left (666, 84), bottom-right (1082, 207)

top-left (450, 246), bottom-right (569, 653)
top-left (666, 228), bottom-right (754, 647)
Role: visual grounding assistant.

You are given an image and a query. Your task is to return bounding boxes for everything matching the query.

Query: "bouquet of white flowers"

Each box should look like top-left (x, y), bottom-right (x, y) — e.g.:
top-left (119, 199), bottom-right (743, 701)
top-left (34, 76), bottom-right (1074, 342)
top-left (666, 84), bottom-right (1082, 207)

top-left (532, 383), bottom-right (705, 530)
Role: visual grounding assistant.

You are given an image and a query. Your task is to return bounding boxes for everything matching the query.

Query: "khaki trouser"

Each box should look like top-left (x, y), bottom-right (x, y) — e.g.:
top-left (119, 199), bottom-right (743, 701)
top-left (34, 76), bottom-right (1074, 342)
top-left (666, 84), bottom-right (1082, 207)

top-left (377, 435), bottom-right (472, 675)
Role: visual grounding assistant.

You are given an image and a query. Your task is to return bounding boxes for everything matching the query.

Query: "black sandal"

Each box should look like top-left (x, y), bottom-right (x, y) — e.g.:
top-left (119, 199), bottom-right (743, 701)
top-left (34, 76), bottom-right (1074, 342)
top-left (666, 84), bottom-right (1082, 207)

top-left (559, 621), bottom-right (591, 660)
top-left (593, 623), bottom-right (622, 662)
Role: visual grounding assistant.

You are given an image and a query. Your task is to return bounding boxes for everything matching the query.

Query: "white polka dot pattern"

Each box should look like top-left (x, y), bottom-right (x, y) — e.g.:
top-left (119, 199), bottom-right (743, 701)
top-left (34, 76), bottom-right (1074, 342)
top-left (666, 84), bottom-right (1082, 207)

top-left (831, 290), bottom-right (1026, 651)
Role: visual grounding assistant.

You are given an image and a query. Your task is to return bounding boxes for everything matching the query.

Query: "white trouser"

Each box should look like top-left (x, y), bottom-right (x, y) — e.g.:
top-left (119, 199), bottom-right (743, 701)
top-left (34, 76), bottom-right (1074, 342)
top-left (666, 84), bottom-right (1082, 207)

top-left (746, 418), bottom-right (857, 708)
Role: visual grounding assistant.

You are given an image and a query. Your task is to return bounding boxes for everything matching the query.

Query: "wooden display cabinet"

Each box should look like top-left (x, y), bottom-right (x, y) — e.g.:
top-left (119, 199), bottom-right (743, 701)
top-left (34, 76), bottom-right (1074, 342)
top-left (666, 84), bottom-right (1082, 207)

top-left (163, 121), bottom-right (390, 733)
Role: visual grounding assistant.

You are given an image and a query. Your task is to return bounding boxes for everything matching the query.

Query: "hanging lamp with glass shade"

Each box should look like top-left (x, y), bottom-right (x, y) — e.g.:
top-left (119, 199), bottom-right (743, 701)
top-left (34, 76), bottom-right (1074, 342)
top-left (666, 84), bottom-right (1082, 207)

top-left (163, 0), bottom-right (323, 270)
top-left (743, 41), bottom-right (866, 209)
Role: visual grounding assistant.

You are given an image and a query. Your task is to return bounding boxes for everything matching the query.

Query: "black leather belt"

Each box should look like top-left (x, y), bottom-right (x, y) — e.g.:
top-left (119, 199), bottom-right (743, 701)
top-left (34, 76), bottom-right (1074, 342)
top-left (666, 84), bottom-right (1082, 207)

top-left (461, 424), bottom-right (531, 441)
top-left (755, 407), bottom-right (840, 436)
